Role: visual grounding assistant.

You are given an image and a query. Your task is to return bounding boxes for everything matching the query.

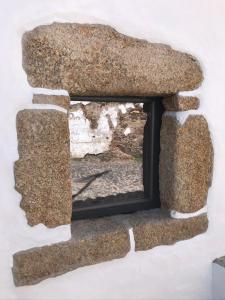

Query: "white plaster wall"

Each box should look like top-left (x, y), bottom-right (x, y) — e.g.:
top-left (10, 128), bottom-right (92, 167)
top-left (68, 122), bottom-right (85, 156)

top-left (0, 0), bottom-right (225, 299)
top-left (212, 263), bottom-right (225, 300)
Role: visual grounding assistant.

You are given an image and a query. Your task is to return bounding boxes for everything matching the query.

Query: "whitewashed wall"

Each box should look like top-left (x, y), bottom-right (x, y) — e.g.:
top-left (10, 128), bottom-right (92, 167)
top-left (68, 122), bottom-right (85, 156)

top-left (0, 0), bottom-right (225, 299)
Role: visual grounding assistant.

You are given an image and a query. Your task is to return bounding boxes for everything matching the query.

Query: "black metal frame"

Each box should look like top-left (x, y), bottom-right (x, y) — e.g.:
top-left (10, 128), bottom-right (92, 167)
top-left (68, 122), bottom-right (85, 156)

top-left (70, 96), bottom-right (164, 220)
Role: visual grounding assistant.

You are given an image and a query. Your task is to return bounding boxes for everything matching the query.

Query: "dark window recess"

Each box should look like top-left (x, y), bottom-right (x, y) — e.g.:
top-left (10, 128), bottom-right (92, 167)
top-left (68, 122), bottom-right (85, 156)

top-left (70, 96), bottom-right (164, 220)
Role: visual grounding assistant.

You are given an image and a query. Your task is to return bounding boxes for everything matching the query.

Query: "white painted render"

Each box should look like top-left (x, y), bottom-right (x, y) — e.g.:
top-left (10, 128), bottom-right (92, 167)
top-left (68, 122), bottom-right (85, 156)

top-left (170, 206), bottom-right (207, 220)
top-left (212, 262), bottom-right (225, 300)
top-left (0, 0), bottom-right (225, 299)
top-left (31, 88), bottom-right (69, 96)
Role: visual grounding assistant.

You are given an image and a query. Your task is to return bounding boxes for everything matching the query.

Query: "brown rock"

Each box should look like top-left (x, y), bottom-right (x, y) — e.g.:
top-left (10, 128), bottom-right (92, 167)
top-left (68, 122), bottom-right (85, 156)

top-left (12, 217), bottom-right (130, 286)
top-left (111, 104), bottom-right (146, 157)
top-left (22, 23), bottom-right (203, 96)
top-left (159, 115), bottom-right (213, 213)
top-left (33, 94), bottom-right (70, 109)
top-left (12, 208), bottom-right (208, 285)
top-left (125, 209), bottom-right (208, 251)
top-left (70, 101), bottom-right (146, 159)
top-left (82, 102), bottom-right (106, 129)
top-left (163, 95), bottom-right (200, 111)
top-left (14, 109), bottom-right (72, 227)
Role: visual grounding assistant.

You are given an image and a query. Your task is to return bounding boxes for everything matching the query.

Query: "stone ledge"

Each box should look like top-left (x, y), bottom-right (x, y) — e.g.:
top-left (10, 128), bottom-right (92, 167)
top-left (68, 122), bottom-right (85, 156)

top-left (12, 209), bottom-right (208, 286)
top-left (163, 95), bottom-right (200, 111)
top-left (124, 209), bottom-right (208, 251)
top-left (12, 217), bottom-right (130, 286)
top-left (33, 94), bottom-right (70, 110)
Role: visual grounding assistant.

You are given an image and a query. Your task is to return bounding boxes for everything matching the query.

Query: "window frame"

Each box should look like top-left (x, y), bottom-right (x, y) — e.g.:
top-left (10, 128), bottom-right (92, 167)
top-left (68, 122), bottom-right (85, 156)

top-left (70, 96), bottom-right (164, 220)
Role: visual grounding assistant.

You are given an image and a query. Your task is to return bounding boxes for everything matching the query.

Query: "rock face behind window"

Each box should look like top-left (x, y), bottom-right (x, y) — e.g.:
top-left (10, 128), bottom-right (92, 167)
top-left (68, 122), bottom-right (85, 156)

top-left (69, 102), bottom-right (146, 201)
top-left (69, 102), bottom-right (146, 160)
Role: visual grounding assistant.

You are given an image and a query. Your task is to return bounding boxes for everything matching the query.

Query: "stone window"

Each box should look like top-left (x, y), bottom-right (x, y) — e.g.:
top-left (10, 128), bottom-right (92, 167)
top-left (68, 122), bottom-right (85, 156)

top-left (70, 96), bottom-right (163, 220)
top-left (12, 23), bottom-right (213, 286)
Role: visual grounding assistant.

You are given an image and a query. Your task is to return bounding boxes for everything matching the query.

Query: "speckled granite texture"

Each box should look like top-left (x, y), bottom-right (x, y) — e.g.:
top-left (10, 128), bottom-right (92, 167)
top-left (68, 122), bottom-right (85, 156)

top-left (125, 209), bottom-right (208, 251)
top-left (12, 217), bottom-right (130, 286)
top-left (12, 209), bottom-right (208, 286)
top-left (14, 109), bottom-right (72, 227)
top-left (160, 115), bottom-right (213, 213)
top-left (22, 23), bottom-right (203, 96)
top-left (33, 94), bottom-right (70, 109)
top-left (12, 22), bottom-right (212, 288)
top-left (163, 95), bottom-right (200, 111)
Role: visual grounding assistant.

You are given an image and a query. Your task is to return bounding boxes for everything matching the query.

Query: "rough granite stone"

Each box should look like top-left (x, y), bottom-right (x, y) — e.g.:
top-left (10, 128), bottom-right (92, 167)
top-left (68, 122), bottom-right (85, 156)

top-left (12, 209), bottom-right (208, 286)
top-left (159, 115), bottom-right (213, 213)
top-left (33, 94), bottom-right (70, 109)
top-left (22, 23), bottom-right (203, 96)
top-left (12, 217), bottom-right (130, 286)
top-left (125, 209), bottom-right (208, 251)
top-left (163, 95), bottom-right (200, 111)
top-left (14, 109), bottom-right (72, 227)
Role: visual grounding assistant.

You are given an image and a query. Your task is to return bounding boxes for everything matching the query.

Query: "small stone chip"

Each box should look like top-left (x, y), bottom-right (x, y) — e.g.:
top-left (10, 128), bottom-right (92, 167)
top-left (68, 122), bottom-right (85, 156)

top-left (33, 94), bottom-right (70, 110)
top-left (163, 95), bottom-right (200, 111)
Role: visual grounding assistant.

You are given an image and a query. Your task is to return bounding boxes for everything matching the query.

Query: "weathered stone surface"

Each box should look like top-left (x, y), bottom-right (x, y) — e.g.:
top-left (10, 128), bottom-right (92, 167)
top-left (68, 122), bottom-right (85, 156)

top-left (12, 217), bottom-right (130, 286)
top-left (33, 94), bottom-right (70, 109)
top-left (14, 109), bottom-right (72, 227)
top-left (22, 23), bottom-right (203, 96)
top-left (125, 209), bottom-right (208, 251)
top-left (163, 95), bottom-right (200, 111)
top-left (160, 115), bottom-right (213, 213)
top-left (12, 208), bottom-right (208, 286)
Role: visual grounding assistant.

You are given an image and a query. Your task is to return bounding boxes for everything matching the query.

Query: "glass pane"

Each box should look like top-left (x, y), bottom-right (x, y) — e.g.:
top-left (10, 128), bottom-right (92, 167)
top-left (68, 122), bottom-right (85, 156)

top-left (69, 102), bottom-right (147, 203)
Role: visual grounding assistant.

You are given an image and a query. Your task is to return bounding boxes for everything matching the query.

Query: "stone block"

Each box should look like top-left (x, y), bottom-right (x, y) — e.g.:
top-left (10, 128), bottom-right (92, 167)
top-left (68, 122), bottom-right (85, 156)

top-left (12, 217), bottom-right (130, 286)
top-left (14, 109), bottom-right (72, 227)
top-left (33, 94), bottom-right (70, 109)
top-left (22, 23), bottom-right (203, 96)
top-left (163, 95), bottom-right (199, 111)
top-left (12, 209), bottom-right (208, 286)
top-left (159, 115), bottom-right (213, 213)
top-left (126, 209), bottom-right (208, 251)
